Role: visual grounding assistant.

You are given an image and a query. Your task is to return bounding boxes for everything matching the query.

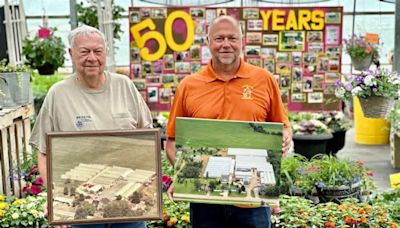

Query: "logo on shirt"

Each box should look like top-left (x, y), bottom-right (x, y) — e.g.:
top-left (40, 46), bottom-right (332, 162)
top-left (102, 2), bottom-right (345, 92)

top-left (75, 115), bottom-right (93, 129)
top-left (241, 85), bottom-right (253, 100)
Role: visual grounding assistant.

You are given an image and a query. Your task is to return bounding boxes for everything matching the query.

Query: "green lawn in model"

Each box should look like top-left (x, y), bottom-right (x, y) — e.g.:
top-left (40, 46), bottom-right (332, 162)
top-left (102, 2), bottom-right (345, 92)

top-left (175, 117), bottom-right (282, 151)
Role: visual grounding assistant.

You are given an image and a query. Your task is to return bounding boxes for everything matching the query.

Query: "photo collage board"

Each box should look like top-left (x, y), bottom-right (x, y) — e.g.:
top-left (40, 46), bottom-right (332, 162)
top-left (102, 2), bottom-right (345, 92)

top-left (129, 6), bottom-right (343, 111)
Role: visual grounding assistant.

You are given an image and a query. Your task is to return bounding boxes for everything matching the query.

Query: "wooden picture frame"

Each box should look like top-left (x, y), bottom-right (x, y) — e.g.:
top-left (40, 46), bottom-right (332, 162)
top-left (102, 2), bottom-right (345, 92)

top-left (46, 129), bottom-right (162, 226)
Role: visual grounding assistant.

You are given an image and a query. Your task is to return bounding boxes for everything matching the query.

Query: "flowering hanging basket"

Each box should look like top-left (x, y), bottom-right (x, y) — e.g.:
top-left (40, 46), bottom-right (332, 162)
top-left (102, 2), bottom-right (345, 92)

top-left (358, 95), bottom-right (394, 118)
top-left (351, 55), bottom-right (372, 71)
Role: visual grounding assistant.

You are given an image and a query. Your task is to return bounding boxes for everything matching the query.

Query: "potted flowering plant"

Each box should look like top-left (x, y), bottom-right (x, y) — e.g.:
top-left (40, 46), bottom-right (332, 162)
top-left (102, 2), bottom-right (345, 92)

top-left (281, 154), bottom-right (373, 202)
top-left (22, 27), bottom-right (66, 75)
top-left (335, 69), bottom-right (400, 118)
top-left (290, 113), bottom-right (333, 159)
top-left (343, 34), bottom-right (379, 71)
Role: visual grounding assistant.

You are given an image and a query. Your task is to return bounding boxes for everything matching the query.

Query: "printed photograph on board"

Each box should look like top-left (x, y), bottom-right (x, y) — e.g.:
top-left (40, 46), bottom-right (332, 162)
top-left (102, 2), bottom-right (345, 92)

top-left (46, 130), bottom-right (162, 225)
top-left (279, 31), bottom-right (305, 51)
top-left (325, 11), bottom-right (341, 24)
top-left (173, 118), bottom-right (283, 207)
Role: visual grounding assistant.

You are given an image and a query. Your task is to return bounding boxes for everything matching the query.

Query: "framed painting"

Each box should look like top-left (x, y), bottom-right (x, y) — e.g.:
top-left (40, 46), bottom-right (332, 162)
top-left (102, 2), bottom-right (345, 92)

top-left (173, 118), bottom-right (283, 207)
top-left (46, 129), bottom-right (162, 226)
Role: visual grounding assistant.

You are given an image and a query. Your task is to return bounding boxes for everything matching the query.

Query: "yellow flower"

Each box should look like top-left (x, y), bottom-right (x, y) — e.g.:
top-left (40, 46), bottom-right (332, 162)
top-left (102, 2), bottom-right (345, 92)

top-left (12, 198), bottom-right (26, 206)
top-left (0, 202), bottom-right (8, 210)
top-left (0, 210), bottom-right (4, 217)
top-left (0, 195), bottom-right (5, 201)
top-left (181, 214), bottom-right (190, 223)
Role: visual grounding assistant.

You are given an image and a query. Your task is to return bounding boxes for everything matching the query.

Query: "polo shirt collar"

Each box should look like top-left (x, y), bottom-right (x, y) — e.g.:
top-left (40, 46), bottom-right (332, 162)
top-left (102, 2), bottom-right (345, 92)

top-left (203, 58), bottom-right (251, 83)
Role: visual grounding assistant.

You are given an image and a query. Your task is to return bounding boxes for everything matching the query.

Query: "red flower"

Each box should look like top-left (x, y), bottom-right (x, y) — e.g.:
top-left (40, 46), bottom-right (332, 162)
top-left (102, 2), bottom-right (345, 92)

top-left (325, 221), bottom-right (335, 228)
top-left (34, 177), bottom-right (44, 185)
top-left (356, 160), bottom-right (364, 166)
top-left (30, 185), bottom-right (42, 195)
top-left (367, 171), bottom-right (374, 176)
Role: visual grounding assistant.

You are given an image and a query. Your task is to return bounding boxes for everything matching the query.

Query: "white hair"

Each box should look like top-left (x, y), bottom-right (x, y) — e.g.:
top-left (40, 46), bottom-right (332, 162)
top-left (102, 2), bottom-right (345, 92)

top-left (68, 25), bottom-right (107, 49)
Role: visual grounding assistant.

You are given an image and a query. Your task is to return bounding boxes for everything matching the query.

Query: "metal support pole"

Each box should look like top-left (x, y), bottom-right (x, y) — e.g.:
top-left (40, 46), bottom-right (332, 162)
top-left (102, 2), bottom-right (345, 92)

top-left (69, 0), bottom-right (77, 30)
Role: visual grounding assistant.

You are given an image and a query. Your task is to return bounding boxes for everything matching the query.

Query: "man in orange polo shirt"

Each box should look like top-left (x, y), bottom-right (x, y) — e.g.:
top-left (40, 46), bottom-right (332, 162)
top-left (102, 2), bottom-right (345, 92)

top-left (165, 15), bottom-right (291, 228)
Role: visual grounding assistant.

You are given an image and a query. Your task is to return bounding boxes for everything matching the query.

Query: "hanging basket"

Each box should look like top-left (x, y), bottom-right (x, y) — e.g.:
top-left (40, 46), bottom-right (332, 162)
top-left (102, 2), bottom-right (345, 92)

top-left (351, 55), bottom-right (372, 71)
top-left (358, 96), bottom-right (394, 118)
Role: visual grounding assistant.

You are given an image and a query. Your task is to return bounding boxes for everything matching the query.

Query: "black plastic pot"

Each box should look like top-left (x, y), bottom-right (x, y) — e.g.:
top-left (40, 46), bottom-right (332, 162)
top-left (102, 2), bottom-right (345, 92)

top-left (316, 180), bottom-right (361, 203)
top-left (292, 133), bottom-right (333, 160)
top-left (326, 130), bottom-right (347, 156)
top-left (37, 63), bottom-right (56, 75)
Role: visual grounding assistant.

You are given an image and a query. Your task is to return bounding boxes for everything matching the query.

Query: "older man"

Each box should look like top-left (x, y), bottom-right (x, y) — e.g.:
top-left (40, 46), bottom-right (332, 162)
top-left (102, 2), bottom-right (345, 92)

top-left (165, 15), bottom-right (291, 228)
top-left (30, 25), bottom-right (152, 228)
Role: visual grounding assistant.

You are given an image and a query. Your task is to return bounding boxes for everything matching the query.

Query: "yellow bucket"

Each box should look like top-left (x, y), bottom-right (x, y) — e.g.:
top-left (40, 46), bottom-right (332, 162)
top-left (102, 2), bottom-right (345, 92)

top-left (354, 97), bottom-right (390, 144)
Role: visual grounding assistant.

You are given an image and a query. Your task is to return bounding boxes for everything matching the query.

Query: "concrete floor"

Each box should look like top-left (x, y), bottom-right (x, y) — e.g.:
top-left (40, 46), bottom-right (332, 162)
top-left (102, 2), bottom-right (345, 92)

top-left (336, 127), bottom-right (400, 191)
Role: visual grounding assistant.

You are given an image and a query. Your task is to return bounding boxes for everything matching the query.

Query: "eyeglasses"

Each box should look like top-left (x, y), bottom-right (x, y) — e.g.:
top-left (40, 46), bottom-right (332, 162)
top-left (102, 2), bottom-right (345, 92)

top-left (212, 36), bottom-right (240, 43)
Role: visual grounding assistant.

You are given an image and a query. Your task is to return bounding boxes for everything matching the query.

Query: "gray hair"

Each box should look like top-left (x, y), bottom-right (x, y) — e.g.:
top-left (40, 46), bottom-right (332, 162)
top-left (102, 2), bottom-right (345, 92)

top-left (68, 25), bottom-right (107, 48)
top-left (207, 15), bottom-right (243, 38)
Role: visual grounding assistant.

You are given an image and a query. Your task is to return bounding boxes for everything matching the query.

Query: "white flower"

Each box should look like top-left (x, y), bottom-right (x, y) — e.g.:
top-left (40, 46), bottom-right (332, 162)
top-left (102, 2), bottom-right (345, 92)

top-left (11, 212), bottom-right (19, 219)
top-left (363, 75), bottom-right (376, 86)
top-left (335, 87), bottom-right (346, 98)
top-left (351, 86), bottom-right (363, 96)
top-left (39, 211), bottom-right (45, 218)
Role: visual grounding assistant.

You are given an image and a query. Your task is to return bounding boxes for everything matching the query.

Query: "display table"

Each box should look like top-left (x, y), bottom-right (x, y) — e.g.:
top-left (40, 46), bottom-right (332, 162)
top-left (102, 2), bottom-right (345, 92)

top-left (0, 104), bottom-right (34, 197)
top-left (353, 97), bottom-right (390, 145)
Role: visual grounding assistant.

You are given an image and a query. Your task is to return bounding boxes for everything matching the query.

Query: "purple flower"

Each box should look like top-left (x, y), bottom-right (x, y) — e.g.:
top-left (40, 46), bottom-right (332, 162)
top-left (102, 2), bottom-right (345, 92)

top-left (335, 80), bottom-right (342, 87)
top-left (316, 182), bottom-right (326, 188)
top-left (345, 83), bottom-right (353, 91)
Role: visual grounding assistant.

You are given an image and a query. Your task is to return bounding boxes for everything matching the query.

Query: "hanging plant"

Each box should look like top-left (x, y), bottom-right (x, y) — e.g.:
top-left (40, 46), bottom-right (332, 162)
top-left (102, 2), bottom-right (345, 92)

top-left (76, 0), bottom-right (125, 40)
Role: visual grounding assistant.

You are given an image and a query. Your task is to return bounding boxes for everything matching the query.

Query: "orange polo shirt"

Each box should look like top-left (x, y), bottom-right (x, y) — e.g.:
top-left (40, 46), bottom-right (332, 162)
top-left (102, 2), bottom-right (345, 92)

top-left (166, 58), bottom-right (289, 138)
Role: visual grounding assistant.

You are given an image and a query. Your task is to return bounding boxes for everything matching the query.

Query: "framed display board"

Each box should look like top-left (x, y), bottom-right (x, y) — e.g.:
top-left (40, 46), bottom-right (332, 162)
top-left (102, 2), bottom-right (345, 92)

top-left (45, 129), bottom-right (162, 226)
top-left (129, 6), bottom-right (343, 111)
top-left (173, 117), bottom-right (283, 207)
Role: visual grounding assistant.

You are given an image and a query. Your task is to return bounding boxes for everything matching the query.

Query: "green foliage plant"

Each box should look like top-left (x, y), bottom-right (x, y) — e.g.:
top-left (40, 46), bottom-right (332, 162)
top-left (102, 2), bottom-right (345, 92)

top-left (76, 0), bottom-right (125, 40)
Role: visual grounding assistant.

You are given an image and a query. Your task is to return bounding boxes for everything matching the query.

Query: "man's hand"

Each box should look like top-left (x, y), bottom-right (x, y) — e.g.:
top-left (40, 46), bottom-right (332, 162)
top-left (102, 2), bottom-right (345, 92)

top-left (282, 127), bottom-right (292, 156)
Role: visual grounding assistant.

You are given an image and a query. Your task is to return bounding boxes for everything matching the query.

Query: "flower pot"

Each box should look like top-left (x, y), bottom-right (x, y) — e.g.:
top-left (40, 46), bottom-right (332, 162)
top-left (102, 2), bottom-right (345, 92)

top-left (358, 95), bottom-right (394, 118)
top-left (37, 63), bottom-right (56, 75)
top-left (326, 130), bottom-right (347, 156)
top-left (351, 55), bottom-right (372, 71)
top-left (292, 133), bottom-right (333, 160)
top-left (0, 72), bottom-right (31, 107)
top-left (316, 180), bottom-right (361, 203)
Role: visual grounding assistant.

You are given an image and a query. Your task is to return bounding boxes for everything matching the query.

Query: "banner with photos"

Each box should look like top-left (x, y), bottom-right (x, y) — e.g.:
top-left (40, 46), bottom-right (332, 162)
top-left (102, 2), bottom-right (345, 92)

top-left (129, 7), bottom-right (343, 111)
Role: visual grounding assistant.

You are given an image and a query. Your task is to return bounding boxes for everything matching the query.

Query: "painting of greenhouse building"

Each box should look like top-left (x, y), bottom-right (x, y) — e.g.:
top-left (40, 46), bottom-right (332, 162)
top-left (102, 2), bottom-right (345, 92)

top-left (174, 117), bottom-right (283, 207)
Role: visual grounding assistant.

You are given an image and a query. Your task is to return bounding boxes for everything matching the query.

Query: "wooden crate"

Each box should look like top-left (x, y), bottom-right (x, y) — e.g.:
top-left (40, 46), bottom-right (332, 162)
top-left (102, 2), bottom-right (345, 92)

top-left (0, 105), bottom-right (33, 197)
top-left (390, 128), bottom-right (400, 169)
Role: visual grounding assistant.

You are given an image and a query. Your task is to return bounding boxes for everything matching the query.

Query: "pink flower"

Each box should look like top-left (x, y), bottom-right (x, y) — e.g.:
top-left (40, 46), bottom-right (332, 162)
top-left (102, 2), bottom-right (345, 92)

top-left (38, 27), bottom-right (51, 39)
top-left (30, 185), bottom-right (42, 195)
top-left (34, 177), bottom-right (44, 185)
top-left (272, 207), bottom-right (281, 214)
